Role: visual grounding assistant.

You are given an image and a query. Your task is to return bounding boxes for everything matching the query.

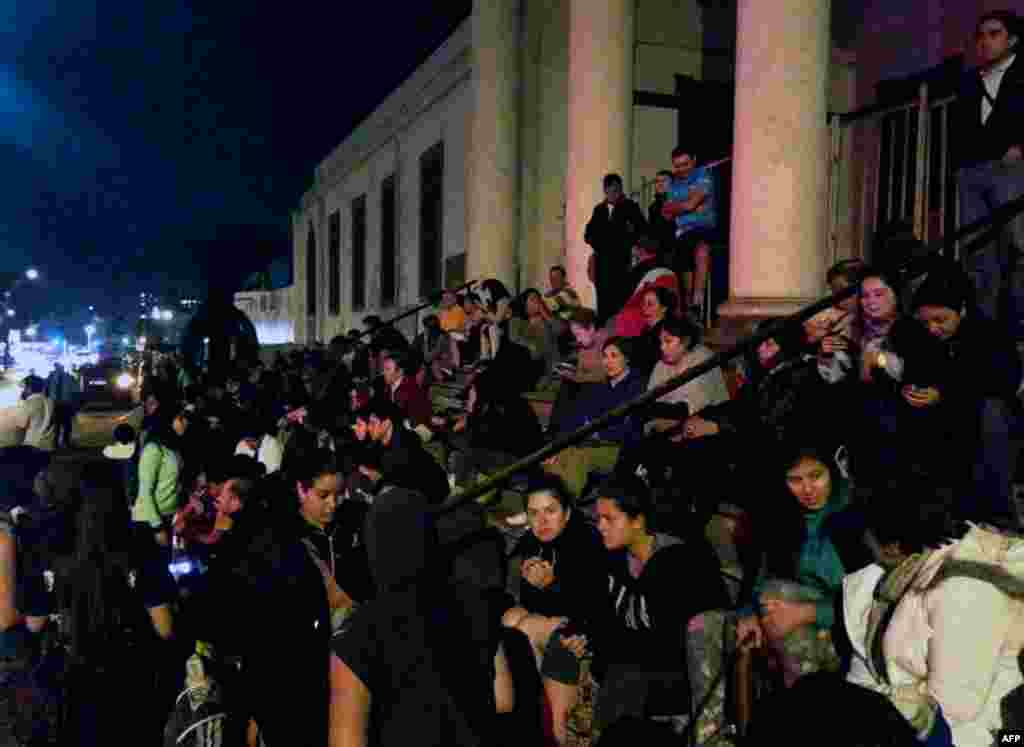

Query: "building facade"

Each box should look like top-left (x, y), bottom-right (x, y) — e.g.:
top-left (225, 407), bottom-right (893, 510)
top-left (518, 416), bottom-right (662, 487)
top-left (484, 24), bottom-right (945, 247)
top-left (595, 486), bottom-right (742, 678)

top-left (293, 0), bottom-right (1018, 345)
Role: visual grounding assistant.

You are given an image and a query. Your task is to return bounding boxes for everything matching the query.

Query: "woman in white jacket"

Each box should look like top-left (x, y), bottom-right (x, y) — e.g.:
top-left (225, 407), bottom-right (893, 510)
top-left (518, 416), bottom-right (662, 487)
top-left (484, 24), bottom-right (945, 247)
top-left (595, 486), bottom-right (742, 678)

top-left (842, 498), bottom-right (1023, 746)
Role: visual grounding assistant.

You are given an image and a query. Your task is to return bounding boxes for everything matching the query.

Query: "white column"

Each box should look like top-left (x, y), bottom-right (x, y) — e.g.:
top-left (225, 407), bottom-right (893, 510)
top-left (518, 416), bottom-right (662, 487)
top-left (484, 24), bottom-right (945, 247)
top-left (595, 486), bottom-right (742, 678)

top-left (564, 0), bottom-right (635, 310)
top-left (465, 0), bottom-right (521, 290)
top-left (718, 0), bottom-right (831, 322)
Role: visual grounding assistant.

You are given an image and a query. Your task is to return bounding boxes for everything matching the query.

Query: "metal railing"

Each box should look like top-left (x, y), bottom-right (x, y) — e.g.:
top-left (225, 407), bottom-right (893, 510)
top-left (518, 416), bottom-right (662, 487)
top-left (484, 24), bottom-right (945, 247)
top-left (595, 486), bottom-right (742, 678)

top-left (431, 188), bottom-right (1024, 518)
top-left (827, 83), bottom-right (958, 264)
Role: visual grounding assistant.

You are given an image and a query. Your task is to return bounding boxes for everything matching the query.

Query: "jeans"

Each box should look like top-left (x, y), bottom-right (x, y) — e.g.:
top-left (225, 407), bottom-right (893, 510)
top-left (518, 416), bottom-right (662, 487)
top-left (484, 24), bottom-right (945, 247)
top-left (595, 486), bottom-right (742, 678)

top-left (958, 160), bottom-right (1024, 337)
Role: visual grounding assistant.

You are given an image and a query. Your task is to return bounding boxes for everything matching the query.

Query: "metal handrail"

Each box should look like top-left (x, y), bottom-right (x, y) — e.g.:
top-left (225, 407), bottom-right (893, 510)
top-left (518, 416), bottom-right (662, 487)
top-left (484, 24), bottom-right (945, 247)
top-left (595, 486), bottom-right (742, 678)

top-left (432, 190), bottom-right (1024, 517)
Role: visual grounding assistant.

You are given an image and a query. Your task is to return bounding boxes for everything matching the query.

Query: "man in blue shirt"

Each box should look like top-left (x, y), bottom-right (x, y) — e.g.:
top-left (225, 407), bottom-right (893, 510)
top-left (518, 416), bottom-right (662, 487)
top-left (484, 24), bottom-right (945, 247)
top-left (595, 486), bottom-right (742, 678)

top-left (661, 147), bottom-right (717, 318)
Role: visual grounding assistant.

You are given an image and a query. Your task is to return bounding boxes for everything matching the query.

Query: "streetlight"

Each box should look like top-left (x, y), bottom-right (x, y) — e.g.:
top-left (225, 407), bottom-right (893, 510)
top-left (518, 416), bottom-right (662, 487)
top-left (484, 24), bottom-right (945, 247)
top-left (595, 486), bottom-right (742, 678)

top-left (162, 309), bottom-right (173, 321)
top-left (26, 325), bottom-right (37, 338)
top-left (85, 324), bottom-right (96, 353)
top-left (5, 309), bottom-right (13, 318)
top-left (25, 268), bottom-right (39, 281)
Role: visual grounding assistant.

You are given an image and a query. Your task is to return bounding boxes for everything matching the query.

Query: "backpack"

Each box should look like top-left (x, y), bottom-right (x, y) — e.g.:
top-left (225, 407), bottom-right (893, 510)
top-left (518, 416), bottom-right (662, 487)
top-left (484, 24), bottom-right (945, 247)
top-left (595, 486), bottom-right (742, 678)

top-left (163, 652), bottom-right (233, 747)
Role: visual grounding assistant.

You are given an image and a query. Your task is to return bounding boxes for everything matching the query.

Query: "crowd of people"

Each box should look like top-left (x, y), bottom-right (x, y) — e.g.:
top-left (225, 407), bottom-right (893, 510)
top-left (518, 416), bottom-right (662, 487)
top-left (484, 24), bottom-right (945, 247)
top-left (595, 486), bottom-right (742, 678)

top-left (1, 10), bottom-right (1024, 745)
top-left (0, 225), bottom-right (1020, 746)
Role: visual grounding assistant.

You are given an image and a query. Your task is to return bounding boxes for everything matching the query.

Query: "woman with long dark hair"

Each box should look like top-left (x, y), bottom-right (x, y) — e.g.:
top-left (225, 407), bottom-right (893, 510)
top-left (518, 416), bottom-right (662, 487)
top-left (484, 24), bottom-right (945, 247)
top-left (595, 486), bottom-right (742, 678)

top-left (48, 460), bottom-right (184, 743)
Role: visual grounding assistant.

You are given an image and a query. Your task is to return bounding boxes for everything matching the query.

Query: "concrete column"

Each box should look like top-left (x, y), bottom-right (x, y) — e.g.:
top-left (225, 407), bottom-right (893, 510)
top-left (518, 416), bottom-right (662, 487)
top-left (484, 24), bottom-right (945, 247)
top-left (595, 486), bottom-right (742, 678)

top-left (718, 0), bottom-right (831, 324)
top-left (465, 0), bottom-right (521, 290)
top-left (564, 0), bottom-right (635, 310)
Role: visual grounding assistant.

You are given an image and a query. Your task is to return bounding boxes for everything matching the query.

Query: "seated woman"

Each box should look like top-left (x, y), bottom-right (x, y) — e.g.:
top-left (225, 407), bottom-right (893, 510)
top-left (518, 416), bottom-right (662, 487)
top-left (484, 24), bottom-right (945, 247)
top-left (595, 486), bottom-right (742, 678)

top-left (677, 323), bottom-right (832, 517)
top-left (550, 307), bottom-right (609, 431)
top-left (612, 235), bottom-right (680, 340)
top-left (501, 475), bottom-right (610, 745)
top-left (618, 316), bottom-right (728, 490)
top-left (591, 473), bottom-right (730, 736)
top-left (508, 288), bottom-right (568, 391)
top-left (414, 313), bottom-right (455, 384)
top-left (736, 445), bottom-right (872, 689)
top-left (447, 366), bottom-right (544, 491)
top-left (625, 286), bottom-right (678, 378)
top-left (843, 492), bottom-right (1022, 747)
top-left (543, 337), bottom-right (646, 502)
top-left (852, 265), bottom-right (949, 498)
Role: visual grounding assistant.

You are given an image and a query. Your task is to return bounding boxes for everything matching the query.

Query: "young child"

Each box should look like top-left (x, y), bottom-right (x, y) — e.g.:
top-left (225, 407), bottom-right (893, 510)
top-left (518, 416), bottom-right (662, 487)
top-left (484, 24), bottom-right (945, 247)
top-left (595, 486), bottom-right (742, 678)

top-left (102, 423), bottom-right (138, 505)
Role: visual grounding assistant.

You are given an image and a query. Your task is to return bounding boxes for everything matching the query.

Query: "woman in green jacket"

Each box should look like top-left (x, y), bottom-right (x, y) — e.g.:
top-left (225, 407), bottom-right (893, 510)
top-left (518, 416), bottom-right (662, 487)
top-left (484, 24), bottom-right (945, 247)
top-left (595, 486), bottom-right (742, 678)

top-left (131, 409), bottom-right (191, 639)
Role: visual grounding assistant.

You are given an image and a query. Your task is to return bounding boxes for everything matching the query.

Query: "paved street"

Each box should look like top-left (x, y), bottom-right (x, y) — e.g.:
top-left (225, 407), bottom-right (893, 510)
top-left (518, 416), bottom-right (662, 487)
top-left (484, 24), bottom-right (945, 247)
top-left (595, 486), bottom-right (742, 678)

top-left (0, 370), bottom-right (142, 451)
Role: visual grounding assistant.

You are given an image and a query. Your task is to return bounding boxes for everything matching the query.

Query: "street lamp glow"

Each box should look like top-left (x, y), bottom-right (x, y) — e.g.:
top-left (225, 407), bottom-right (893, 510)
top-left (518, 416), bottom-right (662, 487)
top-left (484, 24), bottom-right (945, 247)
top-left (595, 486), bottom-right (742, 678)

top-left (25, 268), bottom-right (39, 281)
top-left (26, 325), bottom-right (37, 338)
top-left (85, 324), bottom-right (96, 336)
top-left (5, 309), bottom-right (13, 318)
top-left (122, 336), bottom-right (131, 346)
top-left (162, 309), bottom-right (173, 321)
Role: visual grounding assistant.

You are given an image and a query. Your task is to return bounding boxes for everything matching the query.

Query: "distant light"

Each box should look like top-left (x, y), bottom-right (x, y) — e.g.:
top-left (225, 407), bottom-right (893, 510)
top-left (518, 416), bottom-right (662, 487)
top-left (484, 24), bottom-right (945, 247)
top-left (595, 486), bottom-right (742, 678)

top-left (88, 306), bottom-right (94, 312)
top-left (162, 309), bottom-right (173, 321)
top-left (26, 325), bottom-right (37, 337)
top-left (151, 307), bottom-right (161, 320)
top-left (25, 268), bottom-right (39, 281)
top-left (122, 337), bottom-right (131, 346)
top-left (138, 337), bottom-right (147, 345)
top-left (5, 309), bottom-right (13, 318)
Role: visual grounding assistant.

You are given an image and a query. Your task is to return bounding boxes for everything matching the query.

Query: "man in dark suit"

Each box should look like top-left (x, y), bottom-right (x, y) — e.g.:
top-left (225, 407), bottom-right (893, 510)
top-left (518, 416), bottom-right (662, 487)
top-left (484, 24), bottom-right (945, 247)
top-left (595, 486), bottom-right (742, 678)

top-left (956, 10), bottom-right (1024, 338)
top-left (584, 173), bottom-right (647, 326)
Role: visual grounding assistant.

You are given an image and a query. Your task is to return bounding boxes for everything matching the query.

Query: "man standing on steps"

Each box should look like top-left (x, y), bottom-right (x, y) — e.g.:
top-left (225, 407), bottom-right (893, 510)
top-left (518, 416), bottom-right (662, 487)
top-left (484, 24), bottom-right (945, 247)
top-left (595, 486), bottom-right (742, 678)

top-left (956, 10), bottom-right (1024, 341)
top-left (661, 147), bottom-right (718, 321)
top-left (584, 173), bottom-right (647, 326)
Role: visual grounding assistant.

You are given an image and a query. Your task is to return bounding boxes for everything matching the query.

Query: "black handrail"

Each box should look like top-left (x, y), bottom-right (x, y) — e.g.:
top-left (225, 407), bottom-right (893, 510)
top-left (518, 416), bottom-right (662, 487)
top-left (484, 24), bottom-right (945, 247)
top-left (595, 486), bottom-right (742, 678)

top-left (348, 278), bottom-right (478, 344)
top-left (432, 190), bottom-right (1024, 518)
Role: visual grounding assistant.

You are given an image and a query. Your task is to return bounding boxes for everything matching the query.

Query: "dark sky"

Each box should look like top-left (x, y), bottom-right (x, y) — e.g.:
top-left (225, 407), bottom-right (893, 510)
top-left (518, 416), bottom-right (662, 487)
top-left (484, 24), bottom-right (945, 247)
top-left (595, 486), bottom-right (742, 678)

top-left (2, 1), bottom-right (471, 321)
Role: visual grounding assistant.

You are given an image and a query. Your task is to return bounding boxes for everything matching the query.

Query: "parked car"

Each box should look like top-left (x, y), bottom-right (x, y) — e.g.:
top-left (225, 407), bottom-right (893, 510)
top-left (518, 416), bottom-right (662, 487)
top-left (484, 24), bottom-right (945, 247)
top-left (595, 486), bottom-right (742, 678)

top-left (77, 357), bottom-right (140, 406)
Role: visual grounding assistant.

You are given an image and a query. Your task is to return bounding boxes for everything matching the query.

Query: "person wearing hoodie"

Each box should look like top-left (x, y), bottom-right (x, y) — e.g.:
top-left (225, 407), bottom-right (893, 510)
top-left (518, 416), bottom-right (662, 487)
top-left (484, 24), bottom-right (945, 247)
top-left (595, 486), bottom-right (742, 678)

top-left (591, 473), bottom-right (729, 735)
top-left (735, 445), bottom-right (872, 689)
top-left (329, 487), bottom-right (515, 747)
top-left (909, 259), bottom-right (1023, 529)
top-left (290, 449), bottom-right (373, 616)
top-left (502, 474), bottom-right (610, 745)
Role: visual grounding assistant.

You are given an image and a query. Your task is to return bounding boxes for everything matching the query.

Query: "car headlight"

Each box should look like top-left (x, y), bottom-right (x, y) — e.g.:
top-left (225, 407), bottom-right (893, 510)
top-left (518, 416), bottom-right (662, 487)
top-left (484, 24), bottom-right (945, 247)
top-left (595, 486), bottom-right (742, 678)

top-left (116, 373), bottom-right (135, 389)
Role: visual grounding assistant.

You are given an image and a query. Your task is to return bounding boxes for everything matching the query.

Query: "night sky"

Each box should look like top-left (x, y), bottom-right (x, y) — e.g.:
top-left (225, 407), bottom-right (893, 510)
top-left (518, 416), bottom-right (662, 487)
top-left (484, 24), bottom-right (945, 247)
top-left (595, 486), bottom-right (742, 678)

top-left (1, 1), bottom-right (471, 324)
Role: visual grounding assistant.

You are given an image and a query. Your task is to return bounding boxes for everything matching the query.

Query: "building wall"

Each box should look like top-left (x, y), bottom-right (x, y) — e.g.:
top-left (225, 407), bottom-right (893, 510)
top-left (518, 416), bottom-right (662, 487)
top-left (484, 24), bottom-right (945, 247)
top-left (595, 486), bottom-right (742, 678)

top-left (234, 287), bottom-right (296, 345)
top-left (292, 22), bottom-right (472, 344)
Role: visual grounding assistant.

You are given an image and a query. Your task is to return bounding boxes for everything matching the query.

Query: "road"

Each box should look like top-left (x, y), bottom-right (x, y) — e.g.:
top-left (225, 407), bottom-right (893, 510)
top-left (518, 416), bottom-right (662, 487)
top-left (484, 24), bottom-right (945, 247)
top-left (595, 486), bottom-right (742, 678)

top-left (0, 369), bottom-right (142, 451)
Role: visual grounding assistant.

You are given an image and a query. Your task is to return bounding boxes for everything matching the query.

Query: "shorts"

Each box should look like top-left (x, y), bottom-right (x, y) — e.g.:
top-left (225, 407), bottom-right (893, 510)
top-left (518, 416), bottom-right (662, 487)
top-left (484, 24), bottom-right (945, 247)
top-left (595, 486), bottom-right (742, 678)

top-left (132, 522), bottom-right (178, 609)
top-left (540, 629), bottom-right (582, 685)
top-left (671, 227), bottom-right (717, 272)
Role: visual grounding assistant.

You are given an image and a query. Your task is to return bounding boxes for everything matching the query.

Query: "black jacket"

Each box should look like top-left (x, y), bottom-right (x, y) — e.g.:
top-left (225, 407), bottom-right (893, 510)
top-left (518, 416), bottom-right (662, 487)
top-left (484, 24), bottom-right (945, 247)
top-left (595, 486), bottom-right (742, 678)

top-left (379, 428), bottom-right (450, 504)
top-left (955, 56), bottom-right (1024, 169)
top-left (597, 533), bottom-right (729, 678)
top-left (298, 502), bottom-right (374, 604)
top-left (511, 510), bottom-right (610, 637)
top-left (647, 195), bottom-right (678, 254)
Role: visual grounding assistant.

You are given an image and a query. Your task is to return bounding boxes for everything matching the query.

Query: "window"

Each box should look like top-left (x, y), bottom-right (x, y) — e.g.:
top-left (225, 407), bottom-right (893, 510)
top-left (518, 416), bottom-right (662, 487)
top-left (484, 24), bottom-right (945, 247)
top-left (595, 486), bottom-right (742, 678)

top-left (380, 175), bottom-right (397, 307)
top-left (419, 142), bottom-right (444, 297)
top-left (351, 195), bottom-right (367, 311)
top-left (305, 223), bottom-right (317, 318)
top-left (328, 210), bottom-right (341, 315)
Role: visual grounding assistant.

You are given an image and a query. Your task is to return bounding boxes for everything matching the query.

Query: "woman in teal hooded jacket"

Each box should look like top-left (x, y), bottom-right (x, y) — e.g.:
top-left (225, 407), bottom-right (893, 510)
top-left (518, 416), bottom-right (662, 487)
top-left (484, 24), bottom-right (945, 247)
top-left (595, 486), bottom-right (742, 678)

top-left (736, 444), bottom-right (872, 687)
